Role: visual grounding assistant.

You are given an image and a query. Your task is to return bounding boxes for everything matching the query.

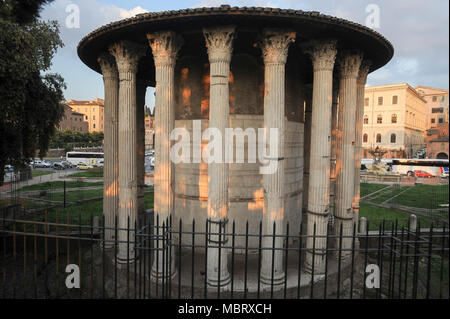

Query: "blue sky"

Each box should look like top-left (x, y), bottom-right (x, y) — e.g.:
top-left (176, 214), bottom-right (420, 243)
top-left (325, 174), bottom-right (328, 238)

top-left (40, 0), bottom-right (449, 110)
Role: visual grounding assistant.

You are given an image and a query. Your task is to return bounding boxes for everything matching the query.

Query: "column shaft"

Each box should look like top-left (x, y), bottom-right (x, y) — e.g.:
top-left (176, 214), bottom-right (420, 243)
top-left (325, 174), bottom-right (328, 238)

top-left (303, 41), bottom-right (337, 273)
top-left (203, 26), bottom-right (235, 287)
top-left (136, 82), bottom-right (146, 215)
top-left (147, 31), bottom-right (183, 279)
top-left (334, 52), bottom-right (363, 256)
top-left (353, 61), bottom-right (371, 232)
top-left (260, 30), bottom-right (295, 285)
top-left (109, 41), bottom-right (145, 262)
top-left (98, 53), bottom-right (119, 248)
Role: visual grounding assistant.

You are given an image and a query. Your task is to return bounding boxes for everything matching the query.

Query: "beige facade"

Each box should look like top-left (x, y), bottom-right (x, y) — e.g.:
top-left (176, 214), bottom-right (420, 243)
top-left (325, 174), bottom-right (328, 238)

top-left (58, 104), bottom-right (89, 132)
top-left (362, 83), bottom-right (427, 158)
top-left (144, 115), bottom-right (155, 150)
top-left (66, 98), bottom-right (105, 132)
top-left (415, 86), bottom-right (449, 129)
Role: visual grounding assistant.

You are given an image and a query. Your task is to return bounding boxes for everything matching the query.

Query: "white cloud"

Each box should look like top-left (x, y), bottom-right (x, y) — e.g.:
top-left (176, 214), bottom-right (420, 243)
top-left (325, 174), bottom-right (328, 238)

top-left (119, 6), bottom-right (148, 19)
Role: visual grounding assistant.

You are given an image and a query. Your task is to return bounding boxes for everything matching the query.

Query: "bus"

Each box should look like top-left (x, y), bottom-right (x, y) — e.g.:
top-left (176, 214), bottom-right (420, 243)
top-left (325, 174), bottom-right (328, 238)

top-left (66, 151), bottom-right (104, 166)
top-left (390, 158), bottom-right (449, 177)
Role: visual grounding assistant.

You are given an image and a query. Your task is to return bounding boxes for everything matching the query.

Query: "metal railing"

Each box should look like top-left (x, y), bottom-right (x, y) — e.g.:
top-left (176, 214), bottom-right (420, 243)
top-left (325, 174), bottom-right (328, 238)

top-left (0, 209), bottom-right (448, 299)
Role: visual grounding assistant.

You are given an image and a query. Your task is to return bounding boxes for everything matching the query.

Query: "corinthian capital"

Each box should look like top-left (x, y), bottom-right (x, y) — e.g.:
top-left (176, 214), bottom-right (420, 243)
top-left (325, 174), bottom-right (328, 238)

top-left (203, 25), bottom-right (236, 63)
top-left (302, 40), bottom-right (337, 72)
top-left (260, 29), bottom-right (296, 65)
top-left (97, 52), bottom-right (118, 79)
top-left (147, 31), bottom-right (183, 68)
top-left (338, 51), bottom-right (364, 79)
top-left (109, 40), bottom-right (146, 75)
top-left (357, 60), bottom-right (372, 85)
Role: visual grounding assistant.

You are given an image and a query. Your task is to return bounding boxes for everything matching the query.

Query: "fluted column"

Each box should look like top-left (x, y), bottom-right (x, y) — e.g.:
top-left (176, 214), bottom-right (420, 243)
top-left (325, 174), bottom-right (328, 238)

top-left (109, 41), bottom-right (146, 262)
top-left (260, 29), bottom-right (295, 285)
top-left (147, 31), bottom-right (183, 279)
top-left (302, 86), bottom-right (312, 216)
top-left (334, 51), bottom-right (363, 256)
top-left (98, 53), bottom-right (119, 249)
top-left (353, 61), bottom-right (371, 232)
top-left (136, 79), bottom-right (147, 215)
top-left (303, 40), bottom-right (337, 273)
top-left (330, 73), bottom-right (340, 226)
top-left (203, 26), bottom-right (235, 287)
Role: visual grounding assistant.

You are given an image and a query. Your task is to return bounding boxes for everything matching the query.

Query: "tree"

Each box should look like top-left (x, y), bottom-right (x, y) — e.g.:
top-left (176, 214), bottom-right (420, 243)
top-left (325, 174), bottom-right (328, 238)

top-left (0, 0), bottom-right (65, 183)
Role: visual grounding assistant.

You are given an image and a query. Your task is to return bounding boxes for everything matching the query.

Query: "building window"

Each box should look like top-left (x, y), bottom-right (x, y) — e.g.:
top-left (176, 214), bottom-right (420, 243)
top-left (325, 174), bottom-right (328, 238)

top-left (390, 134), bottom-right (396, 143)
top-left (93, 115), bottom-right (96, 120)
top-left (431, 118), bottom-right (435, 124)
top-left (363, 115), bottom-right (369, 124)
top-left (364, 98), bottom-right (369, 106)
top-left (363, 134), bottom-right (368, 143)
top-left (378, 97), bottom-right (383, 105)
top-left (85, 116), bottom-right (88, 120)
top-left (376, 134), bottom-right (382, 143)
top-left (439, 118), bottom-right (443, 123)
top-left (432, 108), bottom-right (444, 113)
top-left (377, 115), bottom-right (383, 124)
top-left (392, 95), bottom-right (398, 104)
top-left (432, 96), bottom-right (437, 102)
top-left (93, 124), bottom-right (96, 129)
top-left (391, 114), bottom-right (397, 123)
top-left (93, 108), bottom-right (95, 112)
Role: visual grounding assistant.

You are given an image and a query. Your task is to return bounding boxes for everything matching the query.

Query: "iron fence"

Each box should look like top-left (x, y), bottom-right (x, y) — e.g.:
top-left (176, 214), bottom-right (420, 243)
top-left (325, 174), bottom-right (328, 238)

top-left (0, 209), bottom-right (448, 299)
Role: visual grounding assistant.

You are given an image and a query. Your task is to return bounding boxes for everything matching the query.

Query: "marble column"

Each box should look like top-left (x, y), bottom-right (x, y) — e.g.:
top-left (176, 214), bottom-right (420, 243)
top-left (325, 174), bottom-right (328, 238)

top-left (303, 40), bottom-right (337, 273)
top-left (334, 51), bottom-right (363, 257)
top-left (98, 53), bottom-right (119, 249)
top-left (353, 61), bottom-right (371, 232)
top-left (330, 73), bottom-right (339, 222)
top-left (136, 79), bottom-right (147, 215)
top-left (109, 40), bottom-right (146, 262)
top-left (302, 86), bottom-right (312, 216)
top-left (259, 29), bottom-right (296, 285)
top-left (203, 25), bottom-right (235, 287)
top-left (147, 31), bottom-right (183, 279)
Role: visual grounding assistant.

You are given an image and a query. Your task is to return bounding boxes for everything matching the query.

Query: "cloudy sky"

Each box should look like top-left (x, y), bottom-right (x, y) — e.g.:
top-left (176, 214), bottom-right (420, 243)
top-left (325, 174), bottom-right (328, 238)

top-left (40, 0), bottom-right (449, 109)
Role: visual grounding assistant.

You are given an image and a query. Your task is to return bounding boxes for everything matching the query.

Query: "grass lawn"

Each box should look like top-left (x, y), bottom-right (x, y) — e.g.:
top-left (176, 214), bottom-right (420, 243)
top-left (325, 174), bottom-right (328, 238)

top-left (360, 183), bottom-right (389, 197)
top-left (368, 186), bottom-right (408, 204)
top-left (31, 170), bottom-right (54, 178)
top-left (390, 184), bottom-right (449, 209)
top-left (68, 168), bottom-right (103, 178)
top-left (19, 180), bottom-right (103, 192)
top-left (32, 189), bottom-right (104, 202)
top-left (359, 203), bottom-right (434, 230)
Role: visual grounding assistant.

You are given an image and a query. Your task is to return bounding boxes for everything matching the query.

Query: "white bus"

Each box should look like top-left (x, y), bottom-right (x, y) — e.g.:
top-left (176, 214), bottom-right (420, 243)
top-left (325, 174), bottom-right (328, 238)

top-left (390, 158), bottom-right (449, 177)
top-left (66, 151), bottom-right (104, 166)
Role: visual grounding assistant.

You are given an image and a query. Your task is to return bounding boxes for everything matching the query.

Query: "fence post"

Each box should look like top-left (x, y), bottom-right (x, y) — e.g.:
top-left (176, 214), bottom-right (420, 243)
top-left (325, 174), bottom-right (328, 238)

top-left (409, 214), bottom-right (417, 232)
top-left (360, 217), bottom-right (367, 234)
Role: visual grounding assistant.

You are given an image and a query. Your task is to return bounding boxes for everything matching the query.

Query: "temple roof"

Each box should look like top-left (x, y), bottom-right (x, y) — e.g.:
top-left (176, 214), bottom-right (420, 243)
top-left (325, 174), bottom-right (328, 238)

top-left (78, 5), bottom-right (394, 78)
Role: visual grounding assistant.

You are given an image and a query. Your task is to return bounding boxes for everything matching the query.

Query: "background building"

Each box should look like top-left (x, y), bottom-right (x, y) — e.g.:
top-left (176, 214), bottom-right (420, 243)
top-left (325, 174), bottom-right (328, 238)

top-left (426, 123), bottom-right (449, 159)
top-left (58, 104), bottom-right (89, 132)
top-left (415, 86), bottom-right (449, 129)
top-left (66, 98), bottom-right (105, 132)
top-left (144, 115), bottom-right (155, 150)
top-left (362, 83), bottom-right (427, 158)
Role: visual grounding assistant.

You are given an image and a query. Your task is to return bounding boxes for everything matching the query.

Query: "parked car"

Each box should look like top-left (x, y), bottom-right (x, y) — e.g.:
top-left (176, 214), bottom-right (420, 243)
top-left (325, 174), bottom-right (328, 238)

top-left (61, 160), bottom-right (73, 169)
top-left (77, 163), bottom-right (93, 170)
top-left (95, 159), bottom-right (104, 168)
top-left (413, 170), bottom-right (433, 178)
top-left (52, 162), bottom-right (65, 170)
top-left (442, 167), bottom-right (449, 178)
